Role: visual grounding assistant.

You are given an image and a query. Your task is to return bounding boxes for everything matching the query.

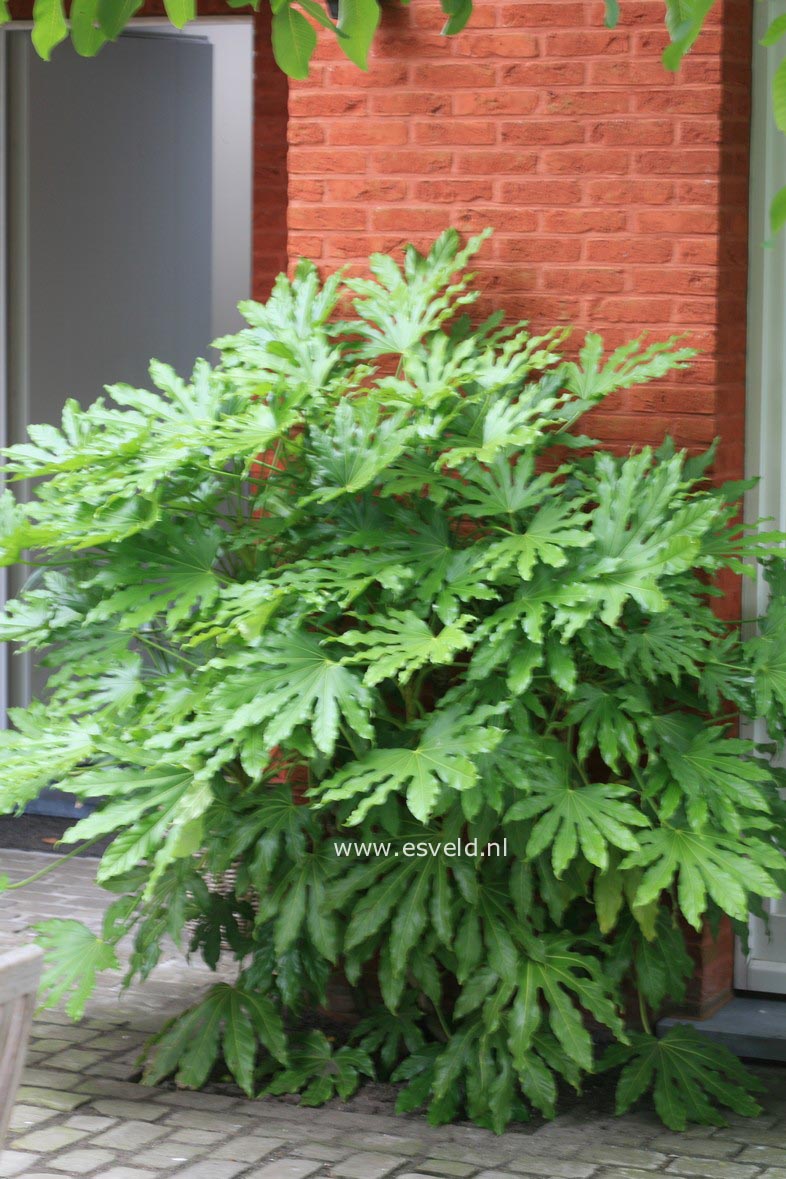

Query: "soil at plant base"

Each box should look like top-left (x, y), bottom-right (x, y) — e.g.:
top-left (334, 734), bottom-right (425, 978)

top-left (160, 1069), bottom-right (619, 1130)
top-left (188, 1059), bottom-right (782, 1127)
top-left (0, 813), bottom-right (108, 856)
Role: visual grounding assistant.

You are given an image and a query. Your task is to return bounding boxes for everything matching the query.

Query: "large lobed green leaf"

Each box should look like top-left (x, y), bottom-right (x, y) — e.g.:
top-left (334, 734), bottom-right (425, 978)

top-left (602, 1026), bottom-right (764, 1131)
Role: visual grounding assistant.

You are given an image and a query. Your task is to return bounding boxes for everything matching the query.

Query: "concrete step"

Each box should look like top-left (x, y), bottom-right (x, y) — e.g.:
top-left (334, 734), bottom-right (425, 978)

top-left (658, 996), bottom-right (786, 1062)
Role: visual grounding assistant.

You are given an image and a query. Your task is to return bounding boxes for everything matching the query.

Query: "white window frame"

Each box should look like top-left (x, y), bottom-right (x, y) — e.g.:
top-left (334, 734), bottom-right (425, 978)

top-left (735, 0), bottom-right (786, 991)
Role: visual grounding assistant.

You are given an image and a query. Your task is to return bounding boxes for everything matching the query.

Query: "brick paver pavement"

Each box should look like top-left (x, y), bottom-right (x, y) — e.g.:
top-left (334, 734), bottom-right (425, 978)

top-left (1, 849), bottom-right (784, 1179)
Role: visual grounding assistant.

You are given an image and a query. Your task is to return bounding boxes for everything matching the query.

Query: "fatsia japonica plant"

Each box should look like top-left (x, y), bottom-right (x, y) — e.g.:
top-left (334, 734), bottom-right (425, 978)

top-left (2, 230), bottom-right (786, 1132)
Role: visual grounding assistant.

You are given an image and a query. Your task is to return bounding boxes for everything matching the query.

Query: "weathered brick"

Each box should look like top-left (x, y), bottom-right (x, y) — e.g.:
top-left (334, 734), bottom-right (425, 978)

top-left (0, 1153), bottom-right (42, 1178)
top-left (456, 150), bottom-right (539, 174)
top-left (413, 179), bottom-right (495, 202)
top-left (12, 1128), bottom-right (88, 1153)
top-left (213, 1138), bottom-right (286, 1162)
top-left (247, 1162), bottom-right (322, 1179)
top-left (327, 122), bottom-right (409, 146)
top-left (500, 121), bottom-right (586, 144)
top-left (162, 1164), bottom-right (248, 1179)
top-left (91, 1122), bottom-right (170, 1150)
top-left (589, 119), bottom-right (674, 145)
top-left (333, 1153), bottom-right (408, 1178)
top-left (413, 120), bottom-right (497, 145)
top-left (480, 30), bottom-right (542, 56)
top-left (49, 1150), bottom-right (117, 1173)
top-left (664, 1161), bottom-right (759, 1179)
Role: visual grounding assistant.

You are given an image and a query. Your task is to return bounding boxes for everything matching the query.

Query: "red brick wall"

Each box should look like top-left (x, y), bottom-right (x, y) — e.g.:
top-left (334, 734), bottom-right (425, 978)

top-left (4, 1), bottom-right (749, 472)
top-left (286, 0), bottom-right (754, 1015)
top-left (288, 0), bottom-right (752, 485)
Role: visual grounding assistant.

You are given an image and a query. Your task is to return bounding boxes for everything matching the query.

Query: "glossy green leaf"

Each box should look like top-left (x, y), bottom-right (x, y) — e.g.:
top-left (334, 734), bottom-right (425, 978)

top-left (441, 0), bottom-right (472, 36)
top-left (96, 0), bottom-right (143, 38)
top-left (271, 4), bottom-right (317, 78)
top-left (141, 983), bottom-right (288, 1094)
top-left (604, 0), bottom-right (620, 27)
top-left (603, 1027), bottom-right (764, 1130)
top-left (338, 0), bottom-right (380, 67)
top-left (35, 919), bottom-right (119, 1020)
top-left (31, 0), bottom-right (68, 60)
top-left (164, 0), bottom-right (196, 28)
top-left (69, 0), bottom-right (108, 54)
top-left (761, 12), bottom-right (786, 46)
top-left (297, 0), bottom-right (339, 30)
top-left (662, 0), bottom-right (716, 71)
top-left (773, 55), bottom-right (786, 133)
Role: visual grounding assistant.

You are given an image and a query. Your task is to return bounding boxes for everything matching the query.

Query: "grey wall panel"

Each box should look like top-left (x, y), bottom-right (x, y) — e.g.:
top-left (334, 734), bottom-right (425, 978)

top-left (3, 32), bottom-right (214, 813)
top-left (12, 31), bottom-right (213, 425)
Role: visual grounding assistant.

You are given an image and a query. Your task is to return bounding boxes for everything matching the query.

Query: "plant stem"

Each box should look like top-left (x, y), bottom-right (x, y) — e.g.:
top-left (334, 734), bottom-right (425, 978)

top-left (3, 834), bottom-right (107, 890)
top-left (136, 634), bottom-right (200, 669)
top-left (340, 722), bottom-right (363, 760)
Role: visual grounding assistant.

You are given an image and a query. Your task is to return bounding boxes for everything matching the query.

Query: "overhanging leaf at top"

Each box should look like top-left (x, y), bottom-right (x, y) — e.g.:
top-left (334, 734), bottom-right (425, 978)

top-left (663, 0), bottom-right (717, 70)
top-left (337, 0), bottom-right (380, 67)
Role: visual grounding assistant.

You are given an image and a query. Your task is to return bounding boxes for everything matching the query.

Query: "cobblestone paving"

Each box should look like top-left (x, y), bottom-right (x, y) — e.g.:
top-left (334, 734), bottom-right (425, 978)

top-left (1, 850), bottom-right (785, 1179)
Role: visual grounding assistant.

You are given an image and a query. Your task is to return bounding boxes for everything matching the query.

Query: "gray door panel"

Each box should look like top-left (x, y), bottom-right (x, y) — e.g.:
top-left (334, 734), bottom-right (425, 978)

top-left (3, 32), bottom-right (213, 816)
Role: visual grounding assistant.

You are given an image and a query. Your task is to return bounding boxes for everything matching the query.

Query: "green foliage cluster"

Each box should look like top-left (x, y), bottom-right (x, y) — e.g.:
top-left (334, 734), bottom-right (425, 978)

top-left (2, 0), bottom-right (467, 78)
top-left (7, 0), bottom-right (786, 233)
top-left (0, 0), bottom-right (724, 79)
top-left (2, 231), bottom-right (786, 1131)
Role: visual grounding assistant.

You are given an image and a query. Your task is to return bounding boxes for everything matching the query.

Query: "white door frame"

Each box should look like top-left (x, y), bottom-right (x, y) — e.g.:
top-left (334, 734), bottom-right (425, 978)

top-left (736, 0), bottom-right (786, 991)
top-left (0, 32), bottom-right (7, 730)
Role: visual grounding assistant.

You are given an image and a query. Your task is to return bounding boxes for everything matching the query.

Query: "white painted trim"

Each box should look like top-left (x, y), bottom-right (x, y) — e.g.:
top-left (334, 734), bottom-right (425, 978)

top-left (736, 958), bottom-right (786, 992)
top-left (737, 0), bottom-right (786, 992)
top-left (3, 33), bottom-right (33, 711)
top-left (0, 33), bottom-right (7, 730)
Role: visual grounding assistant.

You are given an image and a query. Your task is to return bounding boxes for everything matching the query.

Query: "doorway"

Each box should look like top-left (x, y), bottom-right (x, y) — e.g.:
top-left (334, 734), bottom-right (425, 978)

top-left (0, 21), bottom-right (253, 816)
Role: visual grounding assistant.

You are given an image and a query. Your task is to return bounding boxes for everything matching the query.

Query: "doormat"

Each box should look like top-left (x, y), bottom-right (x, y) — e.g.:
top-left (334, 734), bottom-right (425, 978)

top-left (0, 814), bottom-right (106, 856)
